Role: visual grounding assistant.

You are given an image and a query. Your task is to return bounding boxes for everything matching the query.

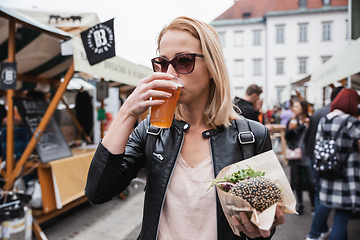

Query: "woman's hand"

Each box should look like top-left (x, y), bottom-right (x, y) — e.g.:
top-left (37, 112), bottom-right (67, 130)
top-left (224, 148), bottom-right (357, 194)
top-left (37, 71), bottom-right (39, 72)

top-left (121, 72), bottom-right (178, 119)
top-left (231, 206), bottom-right (285, 238)
top-left (253, 98), bottom-right (263, 112)
top-left (102, 72), bottom-right (178, 154)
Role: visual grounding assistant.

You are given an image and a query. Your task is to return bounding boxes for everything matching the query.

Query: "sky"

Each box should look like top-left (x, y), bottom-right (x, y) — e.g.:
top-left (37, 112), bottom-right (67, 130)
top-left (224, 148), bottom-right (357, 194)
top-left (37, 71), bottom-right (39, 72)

top-left (0, 0), bottom-right (234, 69)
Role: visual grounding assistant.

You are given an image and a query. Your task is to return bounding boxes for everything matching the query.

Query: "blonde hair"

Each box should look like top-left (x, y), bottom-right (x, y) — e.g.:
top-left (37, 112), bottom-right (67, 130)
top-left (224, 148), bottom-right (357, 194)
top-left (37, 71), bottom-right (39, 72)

top-left (157, 16), bottom-right (239, 128)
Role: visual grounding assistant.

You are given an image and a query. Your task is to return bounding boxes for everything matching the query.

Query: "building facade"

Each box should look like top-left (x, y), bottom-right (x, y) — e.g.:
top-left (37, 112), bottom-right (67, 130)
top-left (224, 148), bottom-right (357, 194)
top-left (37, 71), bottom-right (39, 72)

top-left (211, 0), bottom-right (349, 109)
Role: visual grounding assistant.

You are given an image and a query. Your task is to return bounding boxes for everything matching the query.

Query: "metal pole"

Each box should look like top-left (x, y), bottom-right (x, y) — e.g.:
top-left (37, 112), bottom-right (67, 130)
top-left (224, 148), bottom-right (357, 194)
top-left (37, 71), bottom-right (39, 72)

top-left (347, 0), bottom-right (352, 88)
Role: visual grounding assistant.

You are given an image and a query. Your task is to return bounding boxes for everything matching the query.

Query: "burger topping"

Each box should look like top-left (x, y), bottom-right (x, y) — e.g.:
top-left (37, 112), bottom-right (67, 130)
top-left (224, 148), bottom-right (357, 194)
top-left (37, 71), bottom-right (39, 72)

top-left (228, 177), bottom-right (282, 213)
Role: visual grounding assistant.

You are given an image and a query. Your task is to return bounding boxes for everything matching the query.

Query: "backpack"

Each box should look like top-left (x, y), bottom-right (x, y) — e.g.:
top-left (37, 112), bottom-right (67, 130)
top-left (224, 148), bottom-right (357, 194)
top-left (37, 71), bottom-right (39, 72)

top-left (313, 116), bottom-right (350, 180)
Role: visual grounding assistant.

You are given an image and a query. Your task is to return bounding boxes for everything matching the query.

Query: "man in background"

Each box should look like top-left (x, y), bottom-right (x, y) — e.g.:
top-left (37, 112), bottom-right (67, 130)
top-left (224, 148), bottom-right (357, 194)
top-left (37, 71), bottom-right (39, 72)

top-left (233, 84), bottom-right (263, 122)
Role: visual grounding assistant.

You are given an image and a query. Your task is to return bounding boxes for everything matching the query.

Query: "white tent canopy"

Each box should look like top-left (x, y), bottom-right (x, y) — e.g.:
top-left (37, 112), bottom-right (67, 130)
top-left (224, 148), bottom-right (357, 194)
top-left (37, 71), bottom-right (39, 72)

top-left (309, 37), bottom-right (360, 91)
top-left (72, 36), bottom-right (151, 87)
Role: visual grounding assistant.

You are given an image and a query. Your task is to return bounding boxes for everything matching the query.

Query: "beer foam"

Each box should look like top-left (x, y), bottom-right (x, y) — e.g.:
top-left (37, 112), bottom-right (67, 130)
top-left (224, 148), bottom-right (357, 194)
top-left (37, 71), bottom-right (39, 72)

top-left (173, 77), bottom-right (184, 87)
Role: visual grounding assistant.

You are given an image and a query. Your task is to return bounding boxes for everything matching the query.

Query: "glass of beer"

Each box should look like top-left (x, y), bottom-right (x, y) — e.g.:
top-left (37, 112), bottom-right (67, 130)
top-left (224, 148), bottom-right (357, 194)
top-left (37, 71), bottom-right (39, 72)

top-left (289, 118), bottom-right (297, 129)
top-left (150, 77), bottom-right (182, 128)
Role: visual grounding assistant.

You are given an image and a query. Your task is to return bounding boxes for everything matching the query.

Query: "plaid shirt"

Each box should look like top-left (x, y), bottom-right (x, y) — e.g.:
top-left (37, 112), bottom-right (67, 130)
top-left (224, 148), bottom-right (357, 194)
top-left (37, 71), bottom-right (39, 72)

top-left (317, 113), bottom-right (360, 210)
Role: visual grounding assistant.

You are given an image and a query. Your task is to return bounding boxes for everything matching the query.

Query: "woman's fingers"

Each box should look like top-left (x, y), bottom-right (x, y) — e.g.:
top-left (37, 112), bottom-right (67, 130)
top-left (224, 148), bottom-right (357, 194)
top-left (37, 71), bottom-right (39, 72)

top-left (232, 208), bottom-right (285, 239)
top-left (123, 73), bottom-right (178, 117)
top-left (273, 206), bottom-right (286, 227)
top-left (231, 213), bottom-right (262, 238)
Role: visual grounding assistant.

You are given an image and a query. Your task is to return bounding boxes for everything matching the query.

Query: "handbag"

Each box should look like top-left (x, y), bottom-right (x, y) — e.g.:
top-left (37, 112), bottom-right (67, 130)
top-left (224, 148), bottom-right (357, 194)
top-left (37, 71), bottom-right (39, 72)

top-left (286, 125), bottom-right (306, 161)
top-left (313, 116), bottom-right (349, 180)
top-left (286, 147), bottom-right (302, 160)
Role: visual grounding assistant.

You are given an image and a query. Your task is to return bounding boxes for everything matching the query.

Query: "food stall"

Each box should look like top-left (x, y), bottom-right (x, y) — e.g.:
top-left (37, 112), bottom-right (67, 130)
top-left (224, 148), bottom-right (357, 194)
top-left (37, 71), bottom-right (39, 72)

top-left (0, 6), bottom-right (151, 239)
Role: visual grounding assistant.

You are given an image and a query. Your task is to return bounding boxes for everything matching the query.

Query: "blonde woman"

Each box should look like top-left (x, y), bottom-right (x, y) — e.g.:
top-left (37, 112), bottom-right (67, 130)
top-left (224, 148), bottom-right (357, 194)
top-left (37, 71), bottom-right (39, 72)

top-left (85, 16), bottom-right (285, 240)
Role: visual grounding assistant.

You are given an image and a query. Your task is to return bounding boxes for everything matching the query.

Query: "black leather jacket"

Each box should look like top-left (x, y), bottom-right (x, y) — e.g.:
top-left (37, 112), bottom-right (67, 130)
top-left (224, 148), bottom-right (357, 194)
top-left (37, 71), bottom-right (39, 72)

top-left (85, 116), bottom-right (274, 240)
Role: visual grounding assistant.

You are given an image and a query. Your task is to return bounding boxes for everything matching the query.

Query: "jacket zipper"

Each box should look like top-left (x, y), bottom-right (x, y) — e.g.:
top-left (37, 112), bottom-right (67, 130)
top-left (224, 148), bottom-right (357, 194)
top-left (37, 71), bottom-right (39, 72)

top-left (155, 131), bottom-right (185, 240)
top-left (153, 152), bottom-right (164, 161)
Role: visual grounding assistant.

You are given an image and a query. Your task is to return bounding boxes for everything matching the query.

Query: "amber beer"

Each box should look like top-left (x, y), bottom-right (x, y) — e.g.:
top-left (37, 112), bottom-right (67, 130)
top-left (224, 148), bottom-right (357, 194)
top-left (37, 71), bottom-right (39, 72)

top-left (151, 79), bottom-right (182, 128)
top-left (289, 118), bottom-right (297, 129)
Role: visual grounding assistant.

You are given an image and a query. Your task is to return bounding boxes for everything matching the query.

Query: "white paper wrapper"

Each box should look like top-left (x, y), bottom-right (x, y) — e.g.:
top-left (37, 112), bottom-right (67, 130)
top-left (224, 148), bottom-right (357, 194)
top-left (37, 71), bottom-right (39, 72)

top-left (215, 150), bottom-right (297, 235)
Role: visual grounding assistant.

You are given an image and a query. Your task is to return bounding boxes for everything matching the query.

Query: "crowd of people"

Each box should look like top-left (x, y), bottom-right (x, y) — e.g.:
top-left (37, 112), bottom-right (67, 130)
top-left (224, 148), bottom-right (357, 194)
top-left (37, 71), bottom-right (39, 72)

top-left (233, 84), bottom-right (359, 240)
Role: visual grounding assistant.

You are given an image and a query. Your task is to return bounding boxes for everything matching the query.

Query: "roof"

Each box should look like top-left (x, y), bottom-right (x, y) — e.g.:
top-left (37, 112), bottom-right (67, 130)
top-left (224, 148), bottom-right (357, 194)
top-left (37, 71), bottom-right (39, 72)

top-left (214, 0), bottom-right (348, 21)
top-left (0, 5), bottom-right (73, 89)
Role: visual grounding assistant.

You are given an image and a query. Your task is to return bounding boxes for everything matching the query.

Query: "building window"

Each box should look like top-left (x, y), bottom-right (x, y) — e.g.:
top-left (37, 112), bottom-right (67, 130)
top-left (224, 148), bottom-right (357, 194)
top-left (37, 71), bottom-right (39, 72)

top-left (276, 58), bottom-right (284, 74)
top-left (218, 32), bottom-right (226, 47)
top-left (276, 86), bottom-right (285, 103)
top-left (234, 31), bottom-right (243, 47)
top-left (253, 59), bottom-right (262, 75)
top-left (276, 25), bottom-right (284, 43)
top-left (234, 59), bottom-right (244, 76)
top-left (243, 12), bottom-right (251, 18)
top-left (322, 22), bottom-right (331, 41)
top-left (299, 23), bottom-right (307, 42)
top-left (253, 30), bottom-right (261, 45)
top-left (299, 57), bottom-right (307, 74)
top-left (321, 56), bottom-right (331, 63)
top-left (323, 0), bottom-right (330, 6)
top-left (299, 0), bottom-right (307, 8)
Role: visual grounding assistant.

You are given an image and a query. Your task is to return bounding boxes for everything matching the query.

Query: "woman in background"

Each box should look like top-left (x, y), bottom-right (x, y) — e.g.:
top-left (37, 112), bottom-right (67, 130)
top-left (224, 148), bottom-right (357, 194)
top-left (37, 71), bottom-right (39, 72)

top-left (306, 88), bottom-right (360, 240)
top-left (285, 99), bottom-right (315, 215)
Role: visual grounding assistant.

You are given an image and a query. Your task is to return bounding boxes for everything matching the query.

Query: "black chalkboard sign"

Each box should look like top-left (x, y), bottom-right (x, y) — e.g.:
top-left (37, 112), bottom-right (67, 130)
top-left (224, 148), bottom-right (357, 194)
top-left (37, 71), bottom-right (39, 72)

top-left (13, 97), bottom-right (72, 163)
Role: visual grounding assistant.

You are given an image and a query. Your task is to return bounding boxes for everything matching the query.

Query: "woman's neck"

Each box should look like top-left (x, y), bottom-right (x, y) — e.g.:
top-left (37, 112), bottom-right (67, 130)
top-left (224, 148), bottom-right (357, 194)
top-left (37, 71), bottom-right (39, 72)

top-left (297, 114), bottom-right (306, 122)
top-left (178, 105), bottom-right (209, 130)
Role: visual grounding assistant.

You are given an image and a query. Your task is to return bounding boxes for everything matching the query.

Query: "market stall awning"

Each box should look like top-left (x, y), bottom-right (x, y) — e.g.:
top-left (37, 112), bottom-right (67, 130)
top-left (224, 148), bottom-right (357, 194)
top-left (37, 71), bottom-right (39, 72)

top-left (72, 36), bottom-right (151, 87)
top-left (1, 6), bottom-right (152, 91)
top-left (16, 9), bottom-right (100, 36)
top-left (0, 6), bottom-right (72, 88)
top-left (309, 37), bottom-right (360, 91)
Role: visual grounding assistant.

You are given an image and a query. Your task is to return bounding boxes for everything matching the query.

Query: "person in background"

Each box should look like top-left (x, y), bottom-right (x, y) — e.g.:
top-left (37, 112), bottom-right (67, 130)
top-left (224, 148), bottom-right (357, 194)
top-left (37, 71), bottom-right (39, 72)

top-left (75, 87), bottom-right (93, 141)
top-left (285, 99), bottom-right (315, 215)
top-left (233, 84), bottom-right (263, 122)
top-left (306, 88), bottom-right (360, 240)
top-left (270, 105), bottom-right (281, 124)
top-left (303, 86), bottom-right (343, 238)
top-left (85, 16), bottom-right (285, 240)
top-left (280, 100), bottom-right (294, 126)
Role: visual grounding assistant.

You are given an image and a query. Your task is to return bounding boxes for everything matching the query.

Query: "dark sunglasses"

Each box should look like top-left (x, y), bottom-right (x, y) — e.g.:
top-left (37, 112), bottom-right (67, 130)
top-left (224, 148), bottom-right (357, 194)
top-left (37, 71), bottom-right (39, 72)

top-left (151, 53), bottom-right (204, 74)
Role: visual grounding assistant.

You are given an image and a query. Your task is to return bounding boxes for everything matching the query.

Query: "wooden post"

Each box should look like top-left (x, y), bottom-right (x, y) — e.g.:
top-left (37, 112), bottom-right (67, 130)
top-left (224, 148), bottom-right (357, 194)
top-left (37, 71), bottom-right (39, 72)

top-left (3, 63), bottom-right (75, 190)
top-left (6, 19), bottom-right (16, 178)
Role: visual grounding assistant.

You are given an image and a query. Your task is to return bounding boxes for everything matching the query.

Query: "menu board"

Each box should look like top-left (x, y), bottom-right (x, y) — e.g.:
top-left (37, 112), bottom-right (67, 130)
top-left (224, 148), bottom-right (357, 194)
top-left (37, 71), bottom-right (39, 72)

top-left (13, 97), bottom-right (72, 163)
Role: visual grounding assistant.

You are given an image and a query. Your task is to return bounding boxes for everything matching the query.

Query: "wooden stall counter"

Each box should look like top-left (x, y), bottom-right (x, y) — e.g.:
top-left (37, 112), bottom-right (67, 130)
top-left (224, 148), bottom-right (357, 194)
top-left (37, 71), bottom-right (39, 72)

top-left (271, 124), bottom-right (288, 166)
top-left (36, 146), bottom-right (96, 216)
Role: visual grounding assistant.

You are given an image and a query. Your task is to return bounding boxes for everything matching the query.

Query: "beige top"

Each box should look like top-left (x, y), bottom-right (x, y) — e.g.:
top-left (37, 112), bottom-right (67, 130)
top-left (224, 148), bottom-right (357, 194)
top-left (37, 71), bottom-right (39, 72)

top-left (158, 154), bottom-right (217, 240)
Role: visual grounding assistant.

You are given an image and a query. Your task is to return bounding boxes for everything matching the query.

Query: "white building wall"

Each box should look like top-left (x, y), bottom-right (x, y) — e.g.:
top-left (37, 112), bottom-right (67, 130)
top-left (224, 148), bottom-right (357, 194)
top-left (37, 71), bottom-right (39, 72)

top-left (266, 11), bottom-right (348, 108)
top-left (217, 22), bottom-right (266, 99)
top-left (213, 9), bottom-right (348, 110)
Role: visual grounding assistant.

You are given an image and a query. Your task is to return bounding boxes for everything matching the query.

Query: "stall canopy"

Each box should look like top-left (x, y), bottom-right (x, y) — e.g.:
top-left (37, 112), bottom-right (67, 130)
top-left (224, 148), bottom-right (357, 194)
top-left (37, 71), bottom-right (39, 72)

top-left (72, 36), bottom-right (151, 87)
top-left (1, 6), bottom-right (152, 90)
top-left (0, 6), bottom-right (72, 88)
top-left (17, 8), bottom-right (152, 87)
top-left (309, 37), bottom-right (360, 91)
top-left (16, 9), bottom-right (100, 36)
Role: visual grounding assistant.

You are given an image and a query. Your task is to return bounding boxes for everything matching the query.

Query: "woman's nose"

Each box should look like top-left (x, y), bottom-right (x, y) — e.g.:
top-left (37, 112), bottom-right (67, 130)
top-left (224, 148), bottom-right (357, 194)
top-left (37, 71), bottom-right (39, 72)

top-left (166, 64), bottom-right (179, 76)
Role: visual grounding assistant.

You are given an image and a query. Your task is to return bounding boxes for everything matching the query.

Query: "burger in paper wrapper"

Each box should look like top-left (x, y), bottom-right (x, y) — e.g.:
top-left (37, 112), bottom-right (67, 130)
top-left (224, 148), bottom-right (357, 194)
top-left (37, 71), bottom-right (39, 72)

top-left (206, 150), bottom-right (297, 236)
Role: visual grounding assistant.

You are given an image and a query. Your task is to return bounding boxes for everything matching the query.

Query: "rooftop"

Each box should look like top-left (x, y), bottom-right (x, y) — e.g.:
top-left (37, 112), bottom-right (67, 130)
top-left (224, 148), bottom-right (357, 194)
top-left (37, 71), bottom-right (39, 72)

top-left (213, 0), bottom-right (348, 23)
